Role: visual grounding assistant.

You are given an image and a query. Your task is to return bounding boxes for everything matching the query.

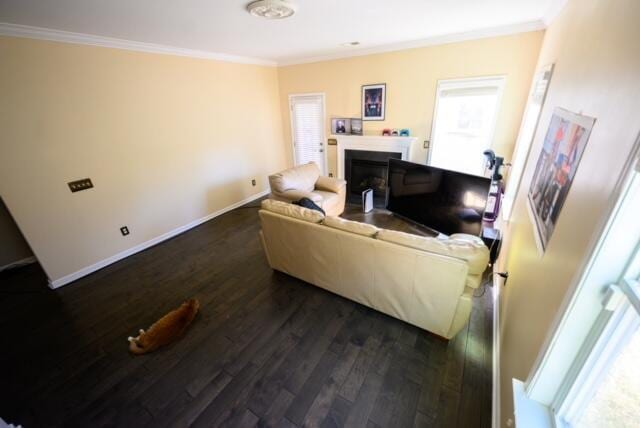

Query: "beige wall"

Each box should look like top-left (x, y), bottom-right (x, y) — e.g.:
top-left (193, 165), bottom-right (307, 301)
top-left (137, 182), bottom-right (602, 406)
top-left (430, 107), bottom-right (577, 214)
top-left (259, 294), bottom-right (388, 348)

top-left (0, 36), bottom-right (287, 284)
top-left (0, 198), bottom-right (33, 268)
top-left (277, 31), bottom-right (544, 177)
top-left (498, 0), bottom-right (640, 424)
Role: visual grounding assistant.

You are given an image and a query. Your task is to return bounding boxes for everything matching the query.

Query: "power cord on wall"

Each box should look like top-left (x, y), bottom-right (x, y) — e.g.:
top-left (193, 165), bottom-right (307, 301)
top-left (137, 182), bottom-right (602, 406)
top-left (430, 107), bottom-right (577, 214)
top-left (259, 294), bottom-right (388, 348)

top-left (473, 270), bottom-right (509, 298)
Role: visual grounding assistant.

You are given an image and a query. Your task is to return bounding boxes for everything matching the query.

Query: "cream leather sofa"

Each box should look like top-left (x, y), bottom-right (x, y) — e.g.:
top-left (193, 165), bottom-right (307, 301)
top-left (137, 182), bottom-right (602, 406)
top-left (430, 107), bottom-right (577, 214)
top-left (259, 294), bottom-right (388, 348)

top-left (268, 162), bottom-right (346, 216)
top-left (259, 199), bottom-right (490, 339)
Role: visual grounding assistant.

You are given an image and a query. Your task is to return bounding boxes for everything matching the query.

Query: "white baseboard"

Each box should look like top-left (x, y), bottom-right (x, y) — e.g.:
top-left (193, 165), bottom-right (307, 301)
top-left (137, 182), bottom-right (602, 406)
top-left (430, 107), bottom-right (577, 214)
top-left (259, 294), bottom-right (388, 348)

top-left (0, 256), bottom-right (37, 273)
top-left (492, 273), bottom-right (502, 428)
top-left (48, 190), bottom-right (269, 289)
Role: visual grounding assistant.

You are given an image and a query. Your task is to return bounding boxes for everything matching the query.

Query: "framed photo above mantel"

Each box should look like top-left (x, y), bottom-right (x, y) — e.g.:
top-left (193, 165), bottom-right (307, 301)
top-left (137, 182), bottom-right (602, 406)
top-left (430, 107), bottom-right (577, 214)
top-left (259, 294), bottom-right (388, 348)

top-left (527, 107), bottom-right (596, 253)
top-left (362, 83), bottom-right (386, 121)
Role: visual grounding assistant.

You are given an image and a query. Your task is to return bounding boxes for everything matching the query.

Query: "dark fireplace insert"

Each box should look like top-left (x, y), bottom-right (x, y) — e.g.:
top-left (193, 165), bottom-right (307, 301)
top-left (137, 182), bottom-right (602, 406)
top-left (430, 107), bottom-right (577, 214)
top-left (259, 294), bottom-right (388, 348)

top-left (344, 149), bottom-right (402, 207)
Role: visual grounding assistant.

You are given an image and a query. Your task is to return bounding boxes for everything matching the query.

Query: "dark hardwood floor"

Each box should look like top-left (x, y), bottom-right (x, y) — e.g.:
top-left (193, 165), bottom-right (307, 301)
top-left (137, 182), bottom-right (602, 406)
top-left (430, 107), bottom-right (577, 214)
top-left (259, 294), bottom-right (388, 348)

top-left (0, 202), bottom-right (492, 427)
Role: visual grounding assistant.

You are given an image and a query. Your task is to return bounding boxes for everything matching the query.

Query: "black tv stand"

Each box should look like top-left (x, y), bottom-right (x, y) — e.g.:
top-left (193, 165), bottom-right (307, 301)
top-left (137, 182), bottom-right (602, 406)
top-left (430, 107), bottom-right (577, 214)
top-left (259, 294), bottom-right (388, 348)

top-left (481, 224), bottom-right (502, 264)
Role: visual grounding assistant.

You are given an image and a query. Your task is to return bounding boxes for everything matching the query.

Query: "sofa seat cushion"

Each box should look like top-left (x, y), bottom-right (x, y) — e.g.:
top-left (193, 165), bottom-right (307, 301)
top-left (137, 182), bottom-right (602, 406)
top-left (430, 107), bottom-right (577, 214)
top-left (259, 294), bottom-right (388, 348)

top-left (324, 216), bottom-right (380, 237)
top-left (376, 229), bottom-right (489, 275)
top-left (261, 199), bottom-right (325, 223)
top-left (269, 162), bottom-right (320, 193)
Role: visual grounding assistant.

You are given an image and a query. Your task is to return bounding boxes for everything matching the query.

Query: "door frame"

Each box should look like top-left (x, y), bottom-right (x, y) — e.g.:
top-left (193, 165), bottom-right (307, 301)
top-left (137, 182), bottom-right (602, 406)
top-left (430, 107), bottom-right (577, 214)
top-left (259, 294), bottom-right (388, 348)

top-left (427, 75), bottom-right (506, 173)
top-left (288, 92), bottom-right (328, 175)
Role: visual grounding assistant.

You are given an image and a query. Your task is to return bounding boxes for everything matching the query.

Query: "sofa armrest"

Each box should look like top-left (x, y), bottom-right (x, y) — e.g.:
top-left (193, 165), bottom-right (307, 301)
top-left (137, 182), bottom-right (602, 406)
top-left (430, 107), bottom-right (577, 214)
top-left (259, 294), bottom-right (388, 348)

top-left (315, 176), bottom-right (346, 193)
top-left (272, 189), bottom-right (323, 203)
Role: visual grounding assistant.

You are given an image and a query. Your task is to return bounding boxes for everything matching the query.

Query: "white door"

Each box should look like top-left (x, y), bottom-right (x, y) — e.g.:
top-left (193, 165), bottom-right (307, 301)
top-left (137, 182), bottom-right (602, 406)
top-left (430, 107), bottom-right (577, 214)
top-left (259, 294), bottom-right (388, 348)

top-left (289, 93), bottom-right (327, 174)
top-left (429, 76), bottom-right (505, 176)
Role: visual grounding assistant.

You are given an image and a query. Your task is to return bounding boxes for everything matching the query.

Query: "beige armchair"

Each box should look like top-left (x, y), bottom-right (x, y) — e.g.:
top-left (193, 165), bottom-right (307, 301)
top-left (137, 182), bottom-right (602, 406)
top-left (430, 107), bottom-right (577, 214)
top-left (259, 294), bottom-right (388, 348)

top-left (268, 162), bottom-right (346, 216)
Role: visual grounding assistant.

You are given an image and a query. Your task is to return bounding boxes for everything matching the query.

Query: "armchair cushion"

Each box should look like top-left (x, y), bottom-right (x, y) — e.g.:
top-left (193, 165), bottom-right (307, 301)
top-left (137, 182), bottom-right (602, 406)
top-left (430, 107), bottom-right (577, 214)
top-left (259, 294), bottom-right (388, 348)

top-left (315, 175), bottom-right (347, 193)
top-left (269, 162), bottom-right (320, 193)
top-left (268, 162), bottom-right (346, 216)
top-left (261, 199), bottom-right (325, 223)
top-left (273, 189), bottom-right (322, 203)
top-left (293, 197), bottom-right (326, 216)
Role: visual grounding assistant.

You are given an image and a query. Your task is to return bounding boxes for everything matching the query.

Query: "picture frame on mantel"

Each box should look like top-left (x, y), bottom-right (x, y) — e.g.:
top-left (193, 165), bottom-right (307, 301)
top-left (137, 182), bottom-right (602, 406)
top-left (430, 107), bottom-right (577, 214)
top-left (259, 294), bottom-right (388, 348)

top-left (362, 83), bottom-right (386, 121)
top-left (350, 118), bottom-right (363, 135)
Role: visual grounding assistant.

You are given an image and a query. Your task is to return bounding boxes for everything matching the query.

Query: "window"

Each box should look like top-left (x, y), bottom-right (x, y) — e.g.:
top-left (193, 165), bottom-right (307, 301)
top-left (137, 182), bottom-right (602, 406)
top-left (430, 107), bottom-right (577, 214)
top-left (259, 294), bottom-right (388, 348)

top-left (553, 171), bottom-right (640, 427)
top-left (502, 64), bottom-right (554, 220)
top-left (570, 303), bottom-right (640, 427)
top-left (429, 76), bottom-right (505, 176)
top-left (578, 327), bottom-right (640, 427)
top-left (515, 143), bottom-right (640, 428)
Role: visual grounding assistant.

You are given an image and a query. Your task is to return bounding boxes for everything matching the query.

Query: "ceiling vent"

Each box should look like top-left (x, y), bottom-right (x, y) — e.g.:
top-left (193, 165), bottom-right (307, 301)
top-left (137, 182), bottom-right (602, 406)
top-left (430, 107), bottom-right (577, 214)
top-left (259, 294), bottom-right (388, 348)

top-left (247, 0), bottom-right (297, 19)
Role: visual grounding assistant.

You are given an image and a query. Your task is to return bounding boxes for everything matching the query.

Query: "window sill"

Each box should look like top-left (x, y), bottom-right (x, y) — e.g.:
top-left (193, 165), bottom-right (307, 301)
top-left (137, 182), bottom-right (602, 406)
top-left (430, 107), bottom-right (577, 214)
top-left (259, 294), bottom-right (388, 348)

top-left (513, 379), bottom-right (555, 428)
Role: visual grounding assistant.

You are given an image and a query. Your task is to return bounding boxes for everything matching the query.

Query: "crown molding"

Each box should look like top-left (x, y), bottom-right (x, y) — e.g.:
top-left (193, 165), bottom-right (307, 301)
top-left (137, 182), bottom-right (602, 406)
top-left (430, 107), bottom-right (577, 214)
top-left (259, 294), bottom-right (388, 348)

top-left (277, 20), bottom-right (546, 66)
top-left (542, 0), bottom-right (569, 26)
top-left (0, 22), bottom-right (277, 67)
top-left (0, 18), bottom-right (552, 69)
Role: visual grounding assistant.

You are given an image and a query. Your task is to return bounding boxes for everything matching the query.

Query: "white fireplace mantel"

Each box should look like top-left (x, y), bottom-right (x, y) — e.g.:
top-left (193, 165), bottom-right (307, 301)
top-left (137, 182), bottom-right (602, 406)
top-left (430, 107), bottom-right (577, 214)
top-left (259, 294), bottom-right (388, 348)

top-left (336, 135), bottom-right (417, 179)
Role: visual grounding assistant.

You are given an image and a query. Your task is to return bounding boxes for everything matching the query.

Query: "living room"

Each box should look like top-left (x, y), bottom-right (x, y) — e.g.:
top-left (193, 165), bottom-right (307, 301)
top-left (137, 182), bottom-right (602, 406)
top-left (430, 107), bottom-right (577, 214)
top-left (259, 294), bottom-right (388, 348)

top-left (1, 0), bottom-right (639, 427)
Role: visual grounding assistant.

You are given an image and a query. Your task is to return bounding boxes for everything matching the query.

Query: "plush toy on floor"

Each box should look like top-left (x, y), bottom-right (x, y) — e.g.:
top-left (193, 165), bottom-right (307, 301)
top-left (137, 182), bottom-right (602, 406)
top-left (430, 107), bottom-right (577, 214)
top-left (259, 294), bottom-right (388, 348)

top-left (128, 298), bottom-right (200, 355)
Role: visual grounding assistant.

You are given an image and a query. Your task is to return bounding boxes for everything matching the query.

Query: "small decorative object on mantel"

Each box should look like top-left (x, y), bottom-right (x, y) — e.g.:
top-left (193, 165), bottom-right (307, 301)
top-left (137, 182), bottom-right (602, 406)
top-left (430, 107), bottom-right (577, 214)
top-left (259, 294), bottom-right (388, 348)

top-left (382, 129), bottom-right (391, 136)
top-left (362, 83), bottom-right (386, 121)
top-left (527, 107), bottom-right (595, 253)
top-left (391, 129), bottom-right (399, 136)
top-left (331, 118), bottom-right (351, 134)
top-left (400, 129), bottom-right (410, 137)
top-left (350, 118), bottom-right (363, 135)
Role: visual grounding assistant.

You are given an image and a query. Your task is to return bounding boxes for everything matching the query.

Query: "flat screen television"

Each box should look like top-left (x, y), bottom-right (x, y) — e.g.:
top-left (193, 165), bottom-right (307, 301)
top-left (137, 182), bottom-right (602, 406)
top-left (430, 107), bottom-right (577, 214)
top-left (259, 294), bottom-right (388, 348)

top-left (386, 158), bottom-right (491, 236)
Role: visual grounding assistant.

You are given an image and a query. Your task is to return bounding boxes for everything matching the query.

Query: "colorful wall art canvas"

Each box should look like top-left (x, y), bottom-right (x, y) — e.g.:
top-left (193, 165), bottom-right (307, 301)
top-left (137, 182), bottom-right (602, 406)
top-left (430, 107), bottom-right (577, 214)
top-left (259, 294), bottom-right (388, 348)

top-left (362, 84), bottom-right (386, 121)
top-left (528, 107), bottom-right (595, 252)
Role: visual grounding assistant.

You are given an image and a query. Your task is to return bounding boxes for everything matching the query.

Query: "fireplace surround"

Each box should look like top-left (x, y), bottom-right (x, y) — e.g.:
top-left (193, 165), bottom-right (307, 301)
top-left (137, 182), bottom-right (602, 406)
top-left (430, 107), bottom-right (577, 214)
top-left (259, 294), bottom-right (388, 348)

top-left (345, 149), bottom-right (401, 205)
top-left (336, 135), bottom-right (417, 206)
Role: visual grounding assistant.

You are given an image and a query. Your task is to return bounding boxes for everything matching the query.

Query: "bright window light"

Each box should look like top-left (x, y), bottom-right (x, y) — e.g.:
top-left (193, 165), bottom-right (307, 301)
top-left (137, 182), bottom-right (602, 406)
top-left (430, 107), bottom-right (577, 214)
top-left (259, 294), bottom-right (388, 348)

top-left (577, 323), bottom-right (640, 427)
top-left (429, 77), bottom-right (505, 177)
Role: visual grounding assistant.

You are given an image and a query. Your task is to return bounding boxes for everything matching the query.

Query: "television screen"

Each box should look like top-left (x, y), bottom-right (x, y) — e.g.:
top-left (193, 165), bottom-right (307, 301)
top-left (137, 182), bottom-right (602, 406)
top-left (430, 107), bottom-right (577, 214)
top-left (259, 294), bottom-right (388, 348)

top-left (386, 159), bottom-right (491, 236)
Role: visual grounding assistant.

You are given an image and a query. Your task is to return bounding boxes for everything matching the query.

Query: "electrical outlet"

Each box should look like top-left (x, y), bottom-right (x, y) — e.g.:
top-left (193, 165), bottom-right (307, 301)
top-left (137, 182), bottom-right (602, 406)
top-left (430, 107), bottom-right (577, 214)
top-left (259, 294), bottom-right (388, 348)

top-left (251, 179), bottom-right (256, 186)
top-left (68, 178), bottom-right (94, 193)
top-left (120, 226), bottom-right (130, 236)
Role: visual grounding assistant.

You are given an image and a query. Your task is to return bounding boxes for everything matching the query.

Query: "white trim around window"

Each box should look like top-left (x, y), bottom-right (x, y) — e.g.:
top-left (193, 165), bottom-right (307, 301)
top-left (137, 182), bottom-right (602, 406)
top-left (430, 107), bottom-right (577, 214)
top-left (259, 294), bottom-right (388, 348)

top-left (513, 133), bottom-right (640, 427)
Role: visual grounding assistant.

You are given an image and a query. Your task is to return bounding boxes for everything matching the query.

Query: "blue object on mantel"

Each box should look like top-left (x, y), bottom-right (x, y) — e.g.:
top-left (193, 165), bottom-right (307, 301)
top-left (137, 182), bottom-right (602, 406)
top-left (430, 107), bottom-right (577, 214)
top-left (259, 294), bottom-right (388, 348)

top-left (400, 129), bottom-right (410, 136)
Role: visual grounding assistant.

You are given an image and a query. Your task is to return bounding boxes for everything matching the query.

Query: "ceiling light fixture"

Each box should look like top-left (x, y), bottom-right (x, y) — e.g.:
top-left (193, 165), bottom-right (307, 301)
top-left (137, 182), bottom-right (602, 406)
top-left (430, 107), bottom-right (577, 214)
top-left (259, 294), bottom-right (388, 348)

top-left (247, 0), bottom-right (297, 19)
top-left (341, 41), bottom-right (361, 47)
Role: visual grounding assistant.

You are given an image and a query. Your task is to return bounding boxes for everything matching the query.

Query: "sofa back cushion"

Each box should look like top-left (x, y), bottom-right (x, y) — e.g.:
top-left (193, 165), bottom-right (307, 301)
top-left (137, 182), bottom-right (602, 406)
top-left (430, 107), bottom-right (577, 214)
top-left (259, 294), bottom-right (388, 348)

top-left (376, 229), bottom-right (489, 274)
top-left (261, 199), bottom-right (324, 223)
top-left (323, 216), bottom-right (380, 237)
top-left (269, 162), bottom-right (320, 193)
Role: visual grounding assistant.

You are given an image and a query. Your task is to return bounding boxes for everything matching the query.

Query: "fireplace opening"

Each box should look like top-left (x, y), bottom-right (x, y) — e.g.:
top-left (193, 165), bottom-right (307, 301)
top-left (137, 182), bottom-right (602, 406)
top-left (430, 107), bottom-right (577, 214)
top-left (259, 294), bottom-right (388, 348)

top-left (345, 149), bottom-right (402, 207)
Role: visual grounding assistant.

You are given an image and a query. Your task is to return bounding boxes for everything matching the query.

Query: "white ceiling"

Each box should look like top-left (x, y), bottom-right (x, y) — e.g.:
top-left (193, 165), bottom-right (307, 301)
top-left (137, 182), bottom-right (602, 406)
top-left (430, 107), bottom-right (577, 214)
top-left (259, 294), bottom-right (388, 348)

top-left (0, 0), bottom-right (559, 65)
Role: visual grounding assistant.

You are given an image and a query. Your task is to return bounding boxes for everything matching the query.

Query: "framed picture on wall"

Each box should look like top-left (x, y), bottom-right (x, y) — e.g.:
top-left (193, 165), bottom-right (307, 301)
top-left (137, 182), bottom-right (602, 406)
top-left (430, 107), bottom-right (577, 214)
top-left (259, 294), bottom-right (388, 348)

top-left (362, 84), bottom-right (386, 121)
top-left (527, 107), bottom-right (595, 253)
